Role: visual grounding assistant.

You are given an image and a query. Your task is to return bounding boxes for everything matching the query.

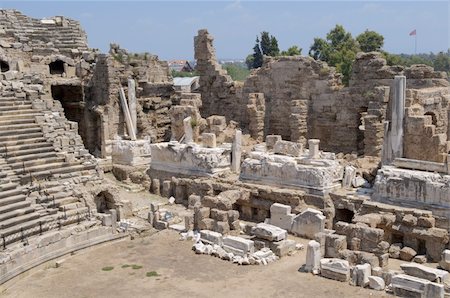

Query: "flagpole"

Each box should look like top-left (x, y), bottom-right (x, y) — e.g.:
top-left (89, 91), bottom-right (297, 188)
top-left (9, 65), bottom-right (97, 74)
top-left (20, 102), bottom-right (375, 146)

top-left (415, 33), bottom-right (417, 55)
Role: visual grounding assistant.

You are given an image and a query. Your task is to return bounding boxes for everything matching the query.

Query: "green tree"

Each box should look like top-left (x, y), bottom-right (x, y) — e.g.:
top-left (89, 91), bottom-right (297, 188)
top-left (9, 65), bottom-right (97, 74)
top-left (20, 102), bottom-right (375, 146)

top-left (309, 38), bottom-right (330, 61)
top-left (260, 31), bottom-right (272, 56)
top-left (356, 30), bottom-right (384, 52)
top-left (251, 37), bottom-right (264, 68)
top-left (309, 24), bottom-right (361, 85)
top-left (433, 51), bottom-right (450, 72)
top-left (269, 36), bottom-right (280, 56)
top-left (245, 54), bottom-right (254, 69)
top-left (281, 45), bottom-right (302, 56)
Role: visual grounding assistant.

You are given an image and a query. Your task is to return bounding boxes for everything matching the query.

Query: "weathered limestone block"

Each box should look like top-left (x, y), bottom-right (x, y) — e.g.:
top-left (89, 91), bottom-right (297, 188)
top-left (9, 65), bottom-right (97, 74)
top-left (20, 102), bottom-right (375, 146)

top-left (240, 150), bottom-right (343, 194)
top-left (439, 250), bottom-right (450, 271)
top-left (320, 258), bottom-right (351, 282)
top-left (308, 139), bottom-right (320, 159)
top-left (342, 165), bottom-right (356, 188)
top-left (273, 140), bottom-right (302, 157)
top-left (351, 263), bottom-right (371, 287)
top-left (222, 236), bottom-right (254, 256)
top-left (202, 133), bottom-right (216, 148)
top-left (214, 221), bottom-right (230, 234)
top-left (200, 230), bottom-right (223, 246)
top-left (210, 209), bottom-right (229, 222)
top-left (291, 208), bottom-right (325, 239)
top-left (183, 116), bottom-right (194, 143)
top-left (400, 246), bottom-right (417, 261)
top-left (334, 221), bottom-right (384, 253)
top-left (201, 190), bottom-right (246, 210)
top-left (400, 263), bottom-right (449, 283)
top-left (251, 223), bottom-right (287, 242)
top-left (392, 274), bottom-right (444, 298)
top-left (112, 139), bottom-right (151, 166)
top-left (150, 142), bottom-right (231, 176)
top-left (325, 234), bottom-right (347, 258)
top-left (266, 135), bottom-right (282, 150)
top-left (268, 203), bottom-right (295, 231)
top-left (305, 240), bottom-right (321, 273)
top-left (373, 166), bottom-right (450, 220)
top-left (368, 276), bottom-right (385, 291)
top-left (270, 239), bottom-right (296, 257)
top-left (188, 194), bottom-right (201, 209)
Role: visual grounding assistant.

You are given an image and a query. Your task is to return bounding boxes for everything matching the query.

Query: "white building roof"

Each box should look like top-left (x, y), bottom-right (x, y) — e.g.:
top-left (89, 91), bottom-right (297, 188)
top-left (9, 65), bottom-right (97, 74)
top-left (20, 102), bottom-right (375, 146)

top-left (173, 76), bottom-right (199, 86)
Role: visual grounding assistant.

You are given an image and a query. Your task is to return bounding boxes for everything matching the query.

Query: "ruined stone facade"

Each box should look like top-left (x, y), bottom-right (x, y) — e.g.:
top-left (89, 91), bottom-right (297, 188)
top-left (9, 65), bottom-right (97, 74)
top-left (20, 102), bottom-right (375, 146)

top-left (194, 30), bottom-right (449, 160)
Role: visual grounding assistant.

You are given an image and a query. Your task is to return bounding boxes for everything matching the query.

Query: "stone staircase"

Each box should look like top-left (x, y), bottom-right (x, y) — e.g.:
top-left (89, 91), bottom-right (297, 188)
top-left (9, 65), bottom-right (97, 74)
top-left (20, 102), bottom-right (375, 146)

top-left (0, 87), bottom-right (99, 247)
top-left (0, 9), bottom-right (88, 55)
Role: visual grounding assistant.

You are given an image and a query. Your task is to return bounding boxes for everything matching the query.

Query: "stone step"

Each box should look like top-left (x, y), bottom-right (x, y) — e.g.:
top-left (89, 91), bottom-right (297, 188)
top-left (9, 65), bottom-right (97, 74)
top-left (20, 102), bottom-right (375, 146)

top-left (0, 187), bottom-right (24, 199)
top-left (0, 194), bottom-right (26, 207)
top-left (6, 151), bottom-right (59, 165)
top-left (0, 101), bottom-right (32, 107)
top-left (37, 191), bottom-right (73, 203)
top-left (0, 137), bottom-right (47, 147)
top-left (0, 144), bottom-right (54, 157)
top-left (0, 216), bottom-right (47, 239)
top-left (0, 123), bottom-right (40, 131)
top-left (17, 162), bottom-right (91, 182)
top-left (0, 182), bottom-right (19, 192)
top-left (0, 104), bottom-right (32, 112)
top-left (6, 158), bottom-right (66, 174)
top-left (59, 202), bottom-right (83, 211)
top-left (57, 196), bottom-right (80, 208)
top-left (0, 108), bottom-right (37, 116)
top-left (0, 118), bottom-right (36, 127)
top-left (0, 211), bottom-right (40, 230)
top-left (0, 132), bottom-right (44, 144)
top-left (0, 113), bottom-right (40, 121)
top-left (0, 127), bottom-right (42, 137)
top-left (38, 185), bottom-right (66, 195)
top-left (0, 205), bottom-right (34, 222)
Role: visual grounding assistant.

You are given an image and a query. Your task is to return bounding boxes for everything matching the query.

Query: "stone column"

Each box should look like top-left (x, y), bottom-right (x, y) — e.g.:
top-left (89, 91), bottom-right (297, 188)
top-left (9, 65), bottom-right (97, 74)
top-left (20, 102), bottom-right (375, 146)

top-left (183, 116), bottom-right (194, 144)
top-left (127, 79), bottom-right (137, 135)
top-left (231, 129), bottom-right (242, 173)
top-left (390, 75), bottom-right (406, 161)
top-left (305, 240), bottom-right (321, 273)
top-left (308, 139), bottom-right (320, 159)
top-left (119, 87), bottom-right (136, 140)
top-left (383, 76), bottom-right (406, 164)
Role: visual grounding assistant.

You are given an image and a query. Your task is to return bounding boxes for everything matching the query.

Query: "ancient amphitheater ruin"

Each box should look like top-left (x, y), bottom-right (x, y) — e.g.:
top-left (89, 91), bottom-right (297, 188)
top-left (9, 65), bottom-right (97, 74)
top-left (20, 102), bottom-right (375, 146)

top-left (0, 9), bottom-right (449, 297)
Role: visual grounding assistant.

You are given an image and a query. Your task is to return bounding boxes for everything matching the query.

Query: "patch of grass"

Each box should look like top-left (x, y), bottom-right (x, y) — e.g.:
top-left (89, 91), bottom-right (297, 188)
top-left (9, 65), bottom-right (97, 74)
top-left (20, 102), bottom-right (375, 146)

top-left (121, 264), bottom-right (131, 268)
top-left (101, 266), bottom-right (114, 271)
top-left (131, 264), bottom-right (143, 270)
top-left (146, 271), bottom-right (160, 277)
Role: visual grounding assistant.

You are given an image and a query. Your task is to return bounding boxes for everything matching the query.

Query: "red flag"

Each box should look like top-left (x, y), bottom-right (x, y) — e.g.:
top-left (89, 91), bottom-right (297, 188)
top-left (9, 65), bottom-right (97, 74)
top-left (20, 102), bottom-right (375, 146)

top-left (409, 29), bottom-right (416, 36)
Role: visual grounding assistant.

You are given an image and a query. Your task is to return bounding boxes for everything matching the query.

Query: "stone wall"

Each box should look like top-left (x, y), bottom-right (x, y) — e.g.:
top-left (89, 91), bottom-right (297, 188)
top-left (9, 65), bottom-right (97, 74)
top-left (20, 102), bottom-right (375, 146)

top-left (195, 30), bottom-right (450, 162)
top-left (194, 29), bottom-right (240, 122)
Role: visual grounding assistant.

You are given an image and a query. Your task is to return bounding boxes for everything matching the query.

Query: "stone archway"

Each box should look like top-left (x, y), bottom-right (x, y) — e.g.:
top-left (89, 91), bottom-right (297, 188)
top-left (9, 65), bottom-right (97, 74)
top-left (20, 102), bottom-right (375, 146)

top-left (94, 190), bottom-right (118, 215)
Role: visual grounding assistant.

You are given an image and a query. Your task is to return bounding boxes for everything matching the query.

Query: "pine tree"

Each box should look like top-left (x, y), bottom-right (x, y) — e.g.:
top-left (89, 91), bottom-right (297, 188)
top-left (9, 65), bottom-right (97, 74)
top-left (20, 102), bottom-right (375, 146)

top-left (252, 37), bottom-right (263, 68)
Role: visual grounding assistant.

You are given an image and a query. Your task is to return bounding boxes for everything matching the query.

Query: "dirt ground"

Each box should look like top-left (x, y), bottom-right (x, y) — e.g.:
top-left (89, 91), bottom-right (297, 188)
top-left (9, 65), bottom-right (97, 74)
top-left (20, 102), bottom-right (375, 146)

top-left (1, 229), bottom-right (392, 298)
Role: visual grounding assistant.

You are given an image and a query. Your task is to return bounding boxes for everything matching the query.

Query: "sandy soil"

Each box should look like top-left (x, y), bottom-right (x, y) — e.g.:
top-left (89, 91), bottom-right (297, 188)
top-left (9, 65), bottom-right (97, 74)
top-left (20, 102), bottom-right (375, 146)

top-left (2, 229), bottom-right (391, 298)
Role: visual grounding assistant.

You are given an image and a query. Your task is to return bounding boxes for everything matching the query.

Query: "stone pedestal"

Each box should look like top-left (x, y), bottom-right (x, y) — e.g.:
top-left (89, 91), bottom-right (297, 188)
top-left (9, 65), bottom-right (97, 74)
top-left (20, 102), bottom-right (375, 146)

top-left (308, 139), bottom-right (320, 159)
top-left (183, 116), bottom-right (194, 143)
top-left (305, 240), bottom-right (321, 273)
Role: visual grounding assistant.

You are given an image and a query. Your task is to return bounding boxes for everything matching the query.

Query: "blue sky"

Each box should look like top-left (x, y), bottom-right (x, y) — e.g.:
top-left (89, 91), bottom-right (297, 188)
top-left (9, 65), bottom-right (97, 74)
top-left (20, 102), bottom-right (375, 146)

top-left (1, 1), bottom-right (449, 60)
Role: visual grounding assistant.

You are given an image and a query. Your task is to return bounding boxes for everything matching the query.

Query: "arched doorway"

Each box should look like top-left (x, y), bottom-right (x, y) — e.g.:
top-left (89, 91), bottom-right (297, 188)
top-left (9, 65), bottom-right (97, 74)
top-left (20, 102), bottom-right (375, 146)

top-left (0, 60), bottom-right (10, 72)
top-left (94, 191), bottom-right (117, 214)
